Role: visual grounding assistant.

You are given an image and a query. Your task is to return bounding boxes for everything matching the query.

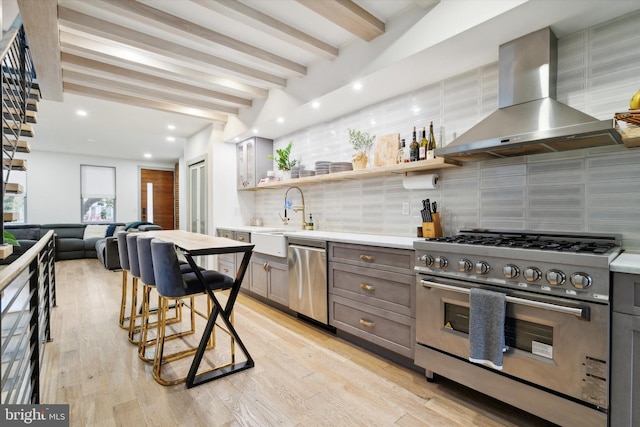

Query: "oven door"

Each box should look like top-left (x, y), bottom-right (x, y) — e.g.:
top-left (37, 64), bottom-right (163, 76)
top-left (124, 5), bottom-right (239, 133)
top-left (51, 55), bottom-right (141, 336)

top-left (416, 274), bottom-right (608, 408)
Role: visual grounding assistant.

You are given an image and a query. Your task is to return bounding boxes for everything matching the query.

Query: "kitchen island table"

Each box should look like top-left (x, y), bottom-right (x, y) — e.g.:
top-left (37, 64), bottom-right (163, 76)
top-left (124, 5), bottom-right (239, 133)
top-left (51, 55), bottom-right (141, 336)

top-left (146, 230), bottom-right (255, 388)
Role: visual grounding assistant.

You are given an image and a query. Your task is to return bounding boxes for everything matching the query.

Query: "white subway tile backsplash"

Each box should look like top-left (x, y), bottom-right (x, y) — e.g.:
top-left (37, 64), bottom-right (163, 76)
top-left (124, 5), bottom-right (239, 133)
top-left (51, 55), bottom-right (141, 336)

top-left (252, 12), bottom-right (640, 250)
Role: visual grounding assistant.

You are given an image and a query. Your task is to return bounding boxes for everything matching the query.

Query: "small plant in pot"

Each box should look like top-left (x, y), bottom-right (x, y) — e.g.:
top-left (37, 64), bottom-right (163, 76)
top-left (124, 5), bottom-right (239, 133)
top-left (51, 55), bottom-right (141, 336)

top-left (348, 129), bottom-right (376, 170)
top-left (268, 141), bottom-right (297, 179)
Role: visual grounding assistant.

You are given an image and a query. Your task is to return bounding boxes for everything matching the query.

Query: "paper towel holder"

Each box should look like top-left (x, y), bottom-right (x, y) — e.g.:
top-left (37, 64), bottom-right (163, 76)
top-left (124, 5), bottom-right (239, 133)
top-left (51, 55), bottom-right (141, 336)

top-left (402, 172), bottom-right (439, 190)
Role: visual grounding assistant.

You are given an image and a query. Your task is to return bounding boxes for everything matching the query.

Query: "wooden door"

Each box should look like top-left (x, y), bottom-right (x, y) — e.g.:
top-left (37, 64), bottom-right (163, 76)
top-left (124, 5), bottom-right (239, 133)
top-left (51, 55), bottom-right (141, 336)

top-left (140, 168), bottom-right (174, 230)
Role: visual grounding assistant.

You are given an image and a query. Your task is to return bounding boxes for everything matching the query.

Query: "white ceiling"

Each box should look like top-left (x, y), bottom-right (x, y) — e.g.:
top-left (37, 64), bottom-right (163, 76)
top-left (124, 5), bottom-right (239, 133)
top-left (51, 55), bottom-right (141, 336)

top-left (13, 0), bottom-right (640, 162)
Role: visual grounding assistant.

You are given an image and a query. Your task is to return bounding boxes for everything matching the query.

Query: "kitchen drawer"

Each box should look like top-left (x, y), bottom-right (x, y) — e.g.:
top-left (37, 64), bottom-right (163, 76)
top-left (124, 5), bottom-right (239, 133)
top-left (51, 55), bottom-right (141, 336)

top-left (235, 231), bottom-right (250, 243)
top-left (329, 294), bottom-right (414, 358)
top-left (329, 262), bottom-right (415, 317)
top-left (217, 229), bottom-right (235, 239)
top-left (329, 242), bottom-right (413, 274)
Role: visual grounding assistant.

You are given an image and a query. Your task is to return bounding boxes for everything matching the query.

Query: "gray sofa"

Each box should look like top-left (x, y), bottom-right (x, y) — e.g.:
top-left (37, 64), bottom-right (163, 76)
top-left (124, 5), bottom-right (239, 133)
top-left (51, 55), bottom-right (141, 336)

top-left (2, 222), bottom-right (161, 268)
top-left (2, 223), bottom-right (125, 265)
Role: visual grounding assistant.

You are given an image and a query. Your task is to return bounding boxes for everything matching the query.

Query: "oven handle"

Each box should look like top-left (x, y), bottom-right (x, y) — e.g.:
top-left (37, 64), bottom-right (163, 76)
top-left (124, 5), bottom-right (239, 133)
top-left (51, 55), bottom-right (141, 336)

top-left (420, 279), bottom-right (589, 320)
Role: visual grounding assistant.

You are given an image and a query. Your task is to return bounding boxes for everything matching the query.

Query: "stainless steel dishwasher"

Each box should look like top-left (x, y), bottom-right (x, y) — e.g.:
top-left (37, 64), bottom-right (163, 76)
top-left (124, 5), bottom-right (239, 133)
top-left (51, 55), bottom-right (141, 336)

top-left (287, 237), bottom-right (327, 325)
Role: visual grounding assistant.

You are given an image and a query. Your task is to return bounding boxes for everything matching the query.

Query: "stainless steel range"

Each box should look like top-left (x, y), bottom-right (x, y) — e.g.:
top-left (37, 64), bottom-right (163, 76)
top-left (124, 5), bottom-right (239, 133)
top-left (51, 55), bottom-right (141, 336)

top-left (413, 229), bottom-right (622, 427)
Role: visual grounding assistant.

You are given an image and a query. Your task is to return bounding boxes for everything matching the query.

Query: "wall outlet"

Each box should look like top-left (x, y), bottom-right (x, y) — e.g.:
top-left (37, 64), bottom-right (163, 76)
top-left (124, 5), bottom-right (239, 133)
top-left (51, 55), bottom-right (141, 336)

top-left (402, 202), bottom-right (410, 215)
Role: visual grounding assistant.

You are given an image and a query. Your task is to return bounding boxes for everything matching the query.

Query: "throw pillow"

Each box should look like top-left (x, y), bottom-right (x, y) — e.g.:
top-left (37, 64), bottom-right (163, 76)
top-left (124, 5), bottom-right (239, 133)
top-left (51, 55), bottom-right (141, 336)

top-left (83, 224), bottom-right (108, 239)
top-left (106, 224), bottom-right (117, 237)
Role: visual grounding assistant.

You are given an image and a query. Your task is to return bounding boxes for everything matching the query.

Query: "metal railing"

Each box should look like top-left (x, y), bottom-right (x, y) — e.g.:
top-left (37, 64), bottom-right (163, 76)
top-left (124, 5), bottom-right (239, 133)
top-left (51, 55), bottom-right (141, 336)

top-left (2, 16), bottom-right (36, 240)
top-left (1, 231), bottom-right (55, 404)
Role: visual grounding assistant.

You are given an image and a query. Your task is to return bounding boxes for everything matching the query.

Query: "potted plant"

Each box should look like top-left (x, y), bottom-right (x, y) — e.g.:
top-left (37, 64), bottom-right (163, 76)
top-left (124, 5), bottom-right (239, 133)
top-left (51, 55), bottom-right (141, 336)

top-left (348, 129), bottom-right (375, 170)
top-left (268, 141), bottom-right (297, 179)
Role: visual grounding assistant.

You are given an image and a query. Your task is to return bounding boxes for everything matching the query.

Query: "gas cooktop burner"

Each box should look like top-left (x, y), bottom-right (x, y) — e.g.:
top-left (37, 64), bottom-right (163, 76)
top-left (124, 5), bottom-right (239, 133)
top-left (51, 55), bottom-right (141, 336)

top-left (425, 234), bottom-right (617, 254)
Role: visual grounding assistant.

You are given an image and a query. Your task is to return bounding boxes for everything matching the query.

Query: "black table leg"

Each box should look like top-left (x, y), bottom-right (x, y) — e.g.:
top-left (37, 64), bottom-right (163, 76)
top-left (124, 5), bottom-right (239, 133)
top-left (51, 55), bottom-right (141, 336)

top-left (185, 250), bottom-right (254, 388)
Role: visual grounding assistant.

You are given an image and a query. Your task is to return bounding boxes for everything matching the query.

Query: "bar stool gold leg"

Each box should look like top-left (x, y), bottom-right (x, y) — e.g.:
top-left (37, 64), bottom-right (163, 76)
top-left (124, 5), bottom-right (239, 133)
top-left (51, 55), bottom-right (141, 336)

top-left (119, 270), bottom-right (130, 329)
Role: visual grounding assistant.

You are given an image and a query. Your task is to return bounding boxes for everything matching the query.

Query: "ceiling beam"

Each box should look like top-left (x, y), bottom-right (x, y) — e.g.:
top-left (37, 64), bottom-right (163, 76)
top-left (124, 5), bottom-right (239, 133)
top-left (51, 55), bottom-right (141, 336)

top-left (60, 33), bottom-right (269, 99)
top-left (16, 0), bottom-right (63, 101)
top-left (193, 0), bottom-right (339, 60)
top-left (62, 69), bottom-right (240, 115)
top-left (63, 82), bottom-right (228, 123)
top-left (100, 0), bottom-right (307, 76)
top-left (296, 0), bottom-right (385, 42)
top-left (61, 53), bottom-right (252, 108)
top-left (58, 6), bottom-right (287, 87)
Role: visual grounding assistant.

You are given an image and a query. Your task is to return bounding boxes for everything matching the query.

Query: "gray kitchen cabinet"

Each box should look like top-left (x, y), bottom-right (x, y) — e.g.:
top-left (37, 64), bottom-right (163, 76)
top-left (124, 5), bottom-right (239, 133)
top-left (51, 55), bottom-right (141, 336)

top-left (237, 137), bottom-right (273, 190)
top-left (610, 272), bottom-right (640, 426)
top-left (249, 253), bottom-right (288, 306)
top-left (216, 229), bottom-right (251, 290)
top-left (328, 242), bottom-right (415, 358)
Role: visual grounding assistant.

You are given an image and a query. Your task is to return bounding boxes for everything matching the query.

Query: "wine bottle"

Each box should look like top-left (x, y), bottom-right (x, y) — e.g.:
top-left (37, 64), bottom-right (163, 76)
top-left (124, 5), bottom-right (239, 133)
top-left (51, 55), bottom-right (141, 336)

top-left (409, 127), bottom-right (419, 162)
top-left (420, 127), bottom-right (427, 160)
top-left (307, 213), bottom-right (314, 230)
top-left (397, 138), bottom-right (404, 164)
top-left (428, 121), bottom-right (436, 151)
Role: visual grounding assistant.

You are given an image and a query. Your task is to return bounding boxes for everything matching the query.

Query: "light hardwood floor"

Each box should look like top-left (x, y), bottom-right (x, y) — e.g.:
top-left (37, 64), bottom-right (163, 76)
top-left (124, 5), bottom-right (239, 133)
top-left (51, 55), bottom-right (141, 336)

top-left (41, 259), bottom-right (554, 426)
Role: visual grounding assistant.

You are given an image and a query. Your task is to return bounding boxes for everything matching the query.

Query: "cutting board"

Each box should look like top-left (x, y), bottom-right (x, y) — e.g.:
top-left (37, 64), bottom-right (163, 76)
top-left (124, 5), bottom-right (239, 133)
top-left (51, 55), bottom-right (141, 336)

top-left (374, 133), bottom-right (400, 167)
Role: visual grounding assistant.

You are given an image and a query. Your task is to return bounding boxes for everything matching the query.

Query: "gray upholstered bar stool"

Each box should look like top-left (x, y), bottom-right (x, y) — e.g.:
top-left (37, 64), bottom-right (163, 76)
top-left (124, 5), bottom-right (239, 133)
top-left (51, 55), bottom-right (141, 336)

top-left (150, 238), bottom-right (234, 386)
top-left (126, 233), bottom-right (144, 344)
top-left (116, 231), bottom-right (134, 330)
top-left (137, 235), bottom-right (203, 362)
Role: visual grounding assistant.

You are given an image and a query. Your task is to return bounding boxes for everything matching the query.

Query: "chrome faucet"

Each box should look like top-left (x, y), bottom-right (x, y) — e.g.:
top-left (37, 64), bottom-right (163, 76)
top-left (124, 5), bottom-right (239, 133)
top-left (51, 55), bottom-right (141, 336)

top-left (279, 186), bottom-right (306, 229)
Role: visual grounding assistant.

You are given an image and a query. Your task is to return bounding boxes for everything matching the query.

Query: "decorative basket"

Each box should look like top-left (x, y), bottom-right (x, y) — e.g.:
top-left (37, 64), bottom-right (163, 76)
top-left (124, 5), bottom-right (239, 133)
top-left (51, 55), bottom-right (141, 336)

top-left (614, 110), bottom-right (640, 148)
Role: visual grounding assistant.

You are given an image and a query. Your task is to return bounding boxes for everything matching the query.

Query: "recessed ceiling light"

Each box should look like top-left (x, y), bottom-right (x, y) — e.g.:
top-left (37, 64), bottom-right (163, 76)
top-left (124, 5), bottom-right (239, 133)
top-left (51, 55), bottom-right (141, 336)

top-left (144, 153), bottom-right (152, 158)
top-left (352, 82), bottom-right (363, 91)
top-left (166, 136), bottom-right (175, 142)
top-left (370, 119), bottom-right (377, 125)
top-left (277, 117), bottom-right (284, 123)
top-left (234, 137), bottom-right (240, 142)
top-left (312, 101), bottom-right (320, 109)
top-left (167, 124), bottom-right (175, 130)
top-left (76, 110), bottom-right (88, 116)
top-left (252, 128), bottom-right (258, 134)
top-left (87, 138), bottom-right (95, 142)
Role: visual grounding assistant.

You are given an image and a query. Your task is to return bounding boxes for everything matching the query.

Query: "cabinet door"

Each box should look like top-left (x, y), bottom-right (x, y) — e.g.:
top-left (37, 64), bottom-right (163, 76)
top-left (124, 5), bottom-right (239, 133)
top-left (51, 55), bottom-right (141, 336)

top-left (610, 312), bottom-right (640, 426)
top-left (267, 261), bottom-right (288, 306)
top-left (613, 272), bottom-right (640, 316)
top-left (237, 141), bottom-right (248, 189)
top-left (249, 257), bottom-right (268, 297)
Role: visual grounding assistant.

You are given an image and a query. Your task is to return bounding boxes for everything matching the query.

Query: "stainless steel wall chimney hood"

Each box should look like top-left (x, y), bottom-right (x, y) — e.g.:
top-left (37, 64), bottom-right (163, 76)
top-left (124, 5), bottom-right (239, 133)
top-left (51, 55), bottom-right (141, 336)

top-left (435, 27), bottom-right (623, 162)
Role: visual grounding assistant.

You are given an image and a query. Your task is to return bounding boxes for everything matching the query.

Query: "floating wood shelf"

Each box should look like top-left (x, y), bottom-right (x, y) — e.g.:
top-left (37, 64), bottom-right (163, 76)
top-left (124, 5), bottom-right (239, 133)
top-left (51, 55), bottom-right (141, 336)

top-left (255, 157), bottom-right (461, 189)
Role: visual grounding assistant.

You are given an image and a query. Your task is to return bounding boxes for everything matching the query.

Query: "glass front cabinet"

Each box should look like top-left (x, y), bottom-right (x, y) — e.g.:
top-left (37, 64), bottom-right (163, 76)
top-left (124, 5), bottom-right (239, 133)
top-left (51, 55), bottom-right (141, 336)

top-left (237, 137), bottom-right (273, 190)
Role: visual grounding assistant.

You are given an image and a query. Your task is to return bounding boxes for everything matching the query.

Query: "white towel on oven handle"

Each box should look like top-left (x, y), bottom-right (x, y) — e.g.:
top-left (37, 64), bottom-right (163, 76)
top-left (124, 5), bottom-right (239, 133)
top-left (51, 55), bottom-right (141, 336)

top-left (468, 287), bottom-right (507, 370)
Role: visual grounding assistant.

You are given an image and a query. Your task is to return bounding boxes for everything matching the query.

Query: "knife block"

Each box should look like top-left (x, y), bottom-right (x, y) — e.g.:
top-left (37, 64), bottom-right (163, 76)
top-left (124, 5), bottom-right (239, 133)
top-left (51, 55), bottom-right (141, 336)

top-left (422, 213), bottom-right (443, 238)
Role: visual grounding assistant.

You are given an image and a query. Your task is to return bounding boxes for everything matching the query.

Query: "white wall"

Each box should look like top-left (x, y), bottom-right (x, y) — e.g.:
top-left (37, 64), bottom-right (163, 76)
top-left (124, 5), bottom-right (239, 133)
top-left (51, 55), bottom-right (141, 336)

top-left (21, 150), bottom-right (173, 224)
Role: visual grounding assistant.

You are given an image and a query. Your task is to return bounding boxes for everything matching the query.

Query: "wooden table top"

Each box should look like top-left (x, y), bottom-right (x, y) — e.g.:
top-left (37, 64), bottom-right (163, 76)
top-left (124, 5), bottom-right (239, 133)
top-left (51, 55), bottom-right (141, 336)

top-left (144, 230), bottom-right (254, 255)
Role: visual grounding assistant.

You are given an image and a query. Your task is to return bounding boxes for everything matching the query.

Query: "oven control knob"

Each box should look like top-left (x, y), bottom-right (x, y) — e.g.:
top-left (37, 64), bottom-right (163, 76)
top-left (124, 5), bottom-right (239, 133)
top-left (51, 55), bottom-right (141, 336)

top-left (434, 256), bottom-right (448, 269)
top-left (458, 259), bottom-right (472, 272)
top-left (503, 264), bottom-right (520, 279)
top-left (475, 261), bottom-right (490, 275)
top-left (419, 254), bottom-right (434, 267)
top-left (570, 272), bottom-right (592, 289)
top-left (545, 269), bottom-right (566, 286)
top-left (524, 267), bottom-right (542, 282)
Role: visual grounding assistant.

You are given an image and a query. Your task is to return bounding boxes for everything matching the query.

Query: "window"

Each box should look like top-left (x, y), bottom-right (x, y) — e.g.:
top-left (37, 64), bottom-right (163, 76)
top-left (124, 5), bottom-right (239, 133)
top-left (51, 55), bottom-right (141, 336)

top-left (3, 168), bottom-right (26, 223)
top-left (81, 165), bottom-right (115, 223)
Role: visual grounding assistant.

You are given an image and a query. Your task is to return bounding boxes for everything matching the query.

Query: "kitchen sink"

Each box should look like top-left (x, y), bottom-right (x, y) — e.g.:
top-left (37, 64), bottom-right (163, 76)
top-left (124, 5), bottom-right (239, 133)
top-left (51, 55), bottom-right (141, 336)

top-left (251, 230), bottom-right (294, 257)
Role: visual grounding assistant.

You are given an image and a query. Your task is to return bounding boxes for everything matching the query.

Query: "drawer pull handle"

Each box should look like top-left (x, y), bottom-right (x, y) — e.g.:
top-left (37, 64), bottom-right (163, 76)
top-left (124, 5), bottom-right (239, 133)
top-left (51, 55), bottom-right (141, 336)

top-left (222, 268), bottom-right (229, 273)
top-left (238, 236), bottom-right (245, 241)
top-left (263, 262), bottom-right (270, 272)
top-left (360, 283), bottom-right (376, 291)
top-left (359, 319), bottom-right (375, 328)
top-left (222, 234), bottom-right (230, 238)
top-left (360, 255), bottom-right (376, 262)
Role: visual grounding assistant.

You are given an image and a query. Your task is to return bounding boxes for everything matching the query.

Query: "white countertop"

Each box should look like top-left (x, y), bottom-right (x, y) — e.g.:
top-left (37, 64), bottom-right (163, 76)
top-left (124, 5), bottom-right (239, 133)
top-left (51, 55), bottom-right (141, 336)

top-left (217, 226), bottom-right (420, 250)
top-left (610, 252), bottom-right (640, 275)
